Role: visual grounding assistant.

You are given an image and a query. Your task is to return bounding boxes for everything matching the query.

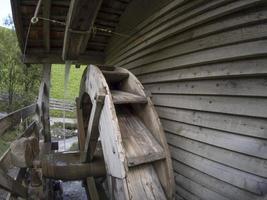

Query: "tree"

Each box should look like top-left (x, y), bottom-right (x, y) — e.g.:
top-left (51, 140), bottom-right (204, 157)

top-left (0, 18), bottom-right (41, 112)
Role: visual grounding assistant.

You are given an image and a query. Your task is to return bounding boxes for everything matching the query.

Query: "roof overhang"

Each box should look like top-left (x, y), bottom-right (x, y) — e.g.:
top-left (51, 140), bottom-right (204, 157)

top-left (11, 0), bottom-right (130, 64)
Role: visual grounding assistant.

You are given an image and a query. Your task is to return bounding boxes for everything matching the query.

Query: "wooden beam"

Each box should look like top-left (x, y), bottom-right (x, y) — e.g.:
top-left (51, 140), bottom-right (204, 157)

top-left (0, 121), bottom-right (38, 171)
top-left (42, 0), bottom-right (51, 52)
top-left (37, 64), bottom-right (51, 142)
top-left (86, 177), bottom-right (99, 200)
top-left (0, 168), bottom-right (28, 198)
top-left (81, 94), bottom-right (105, 162)
top-left (5, 168), bottom-right (27, 200)
top-left (10, 0), bottom-right (24, 51)
top-left (0, 104), bottom-right (37, 136)
top-left (62, 0), bottom-right (103, 60)
top-left (23, 51), bottom-right (105, 64)
top-left (76, 97), bottom-right (86, 151)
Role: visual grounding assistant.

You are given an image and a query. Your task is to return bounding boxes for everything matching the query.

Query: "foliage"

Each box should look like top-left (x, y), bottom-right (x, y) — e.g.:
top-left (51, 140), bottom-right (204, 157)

top-left (0, 26), bottom-right (41, 112)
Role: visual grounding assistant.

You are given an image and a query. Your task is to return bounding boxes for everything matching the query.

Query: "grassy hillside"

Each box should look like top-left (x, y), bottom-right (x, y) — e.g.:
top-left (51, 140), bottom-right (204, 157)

top-left (50, 64), bottom-right (86, 118)
top-left (51, 64), bottom-right (86, 100)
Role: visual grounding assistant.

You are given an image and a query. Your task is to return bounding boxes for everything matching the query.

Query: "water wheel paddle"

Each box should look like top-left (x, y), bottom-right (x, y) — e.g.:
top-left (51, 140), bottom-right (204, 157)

top-left (77, 65), bottom-right (174, 200)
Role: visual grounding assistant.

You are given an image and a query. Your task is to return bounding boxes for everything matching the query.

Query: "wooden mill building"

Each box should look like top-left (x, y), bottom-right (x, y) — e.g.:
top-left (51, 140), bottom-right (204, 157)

top-left (0, 0), bottom-right (266, 199)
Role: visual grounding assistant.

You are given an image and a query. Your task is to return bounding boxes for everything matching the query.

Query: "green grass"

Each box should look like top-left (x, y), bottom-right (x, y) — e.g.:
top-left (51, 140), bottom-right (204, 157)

top-left (50, 65), bottom-right (86, 118)
top-left (51, 64), bottom-right (86, 101)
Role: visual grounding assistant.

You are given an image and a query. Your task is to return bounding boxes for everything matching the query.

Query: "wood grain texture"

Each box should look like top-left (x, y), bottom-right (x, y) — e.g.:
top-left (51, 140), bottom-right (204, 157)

top-left (117, 67), bottom-right (175, 199)
top-left (117, 107), bottom-right (165, 167)
top-left (111, 90), bottom-right (147, 104)
top-left (82, 94), bottom-right (105, 162)
top-left (174, 172), bottom-right (229, 200)
top-left (62, 0), bottom-right (103, 60)
top-left (152, 94), bottom-right (267, 118)
top-left (173, 160), bottom-right (259, 200)
top-left (105, 1), bottom-right (267, 199)
top-left (156, 106), bottom-right (267, 139)
top-left (37, 64), bottom-right (51, 142)
top-left (169, 146), bottom-right (267, 195)
top-left (163, 120), bottom-right (267, 160)
top-left (127, 164), bottom-right (166, 200)
top-left (166, 131), bottom-right (267, 177)
top-left (83, 65), bottom-right (127, 179)
top-left (75, 97), bottom-right (86, 151)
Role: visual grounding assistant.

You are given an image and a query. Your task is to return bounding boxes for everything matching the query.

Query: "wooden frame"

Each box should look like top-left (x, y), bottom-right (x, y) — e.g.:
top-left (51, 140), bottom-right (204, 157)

top-left (0, 104), bottom-right (37, 136)
top-left (37, 64), bottom-right (51, 142)
top-left (62, 0), bottom-right (103, 60)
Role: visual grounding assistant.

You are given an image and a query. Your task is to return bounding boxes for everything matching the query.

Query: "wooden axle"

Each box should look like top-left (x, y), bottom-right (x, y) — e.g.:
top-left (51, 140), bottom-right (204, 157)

top-left (41, 152), bottom-right (106, 180)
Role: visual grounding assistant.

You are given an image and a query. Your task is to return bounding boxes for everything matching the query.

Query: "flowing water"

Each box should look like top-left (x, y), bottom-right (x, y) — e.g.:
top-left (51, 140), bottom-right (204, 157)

top-left (63, 61), bottom-right (71, 151)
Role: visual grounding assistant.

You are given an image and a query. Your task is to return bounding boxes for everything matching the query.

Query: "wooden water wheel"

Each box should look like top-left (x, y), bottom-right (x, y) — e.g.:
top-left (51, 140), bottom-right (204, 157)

top-left (76, 65), bottom-right (174, 200)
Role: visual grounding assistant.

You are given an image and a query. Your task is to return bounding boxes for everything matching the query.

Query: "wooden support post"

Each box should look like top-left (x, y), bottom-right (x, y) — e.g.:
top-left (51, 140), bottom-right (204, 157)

top-left (42, 0), bottom-right (51, 52)
top-left (62, 0), bottom-right (103, 60)
top-left (5, 168), bottom-right (27, 200)
top-left (0, 168), bottom-right (28, 198)
top-left (76, 97), bottom-right (86, 151)
top-left (37, 64), bottom-right (51, 143)
top-left (81, 94), bottom-right (105, 163)
top-left (86, 177), bottom-right (99, 200)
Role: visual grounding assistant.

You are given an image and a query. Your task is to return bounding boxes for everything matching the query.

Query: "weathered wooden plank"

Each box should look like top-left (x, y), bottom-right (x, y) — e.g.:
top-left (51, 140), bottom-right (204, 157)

top-left (152, 94), bottom-right (267, 118)
top-left (37, 64), bottom-right (51, 142)
top-left (0, 168), bottom-right (28, 198)
top-left (107, 176), bottom-right (129, 200)
top-left (43, 0), bottom-right (51, 52)
top-left (23, 52), bottom-right (105, 64)
top-left (102, 70), bottom-right (129, 83)
top-left (0, 104), bottom-right (37, 136)
top-left (115, 9), bottom-right (267, 67)
top-left (5, 168), bottom-right (27, 200)
top-left (145, 78), bottom-right (267, 97)
top-left (132, 40), bottom-right (267, 75)
top-left (84, 65), bottom-right (126, 178)
top-left (118, 67), bottom-right (174, 199)
top-left (111, 90), bottom-right (147, 104)
top-left (63, 0), bottom-right (103, 60)
top-left (107, 0), bottom-right (228, 62)
top-left (169, 146), bottom-right (267, 195)
top-left (82, 94), bottom-right (105, 162)
top-left (163, 120), bottom-right (267, 159)
top-left (0, 121), bottom-right (38, 171)
top-left (166, 131), bottom-right (267, 176)
top-left (120, 23), bottom-right (267, 69)
top-left (75, 97), bottom-right (86, 151)
top-left (0, 169), bottom-right (28, 198)
top-left (174, 172), bottom-right (229, 200)
top-left (175, 193), bottom-right (186, 200)
top-left (126, 164), bottom-right (166, 200)
top-left (175, 185), bottom-right (201, 200)
top-left (156, 106), bottom-right (267, 139)
top-left (117, 107), bottom-right (165, 167)
top-left (173, 160), bottom-right (259, 200)
top-left (86, 177), bottom-right (99, 200)
top-left (106, 0), bottom-right (187, 55)
top-left (109, 0), bottom-right (264, 65)
top-left (138, 58), bottom-right (267, 84)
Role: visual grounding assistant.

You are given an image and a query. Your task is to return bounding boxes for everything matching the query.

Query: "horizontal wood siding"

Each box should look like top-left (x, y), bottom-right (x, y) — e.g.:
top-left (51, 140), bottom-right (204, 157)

top-left (105, 0), bottom-right (267, 199)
